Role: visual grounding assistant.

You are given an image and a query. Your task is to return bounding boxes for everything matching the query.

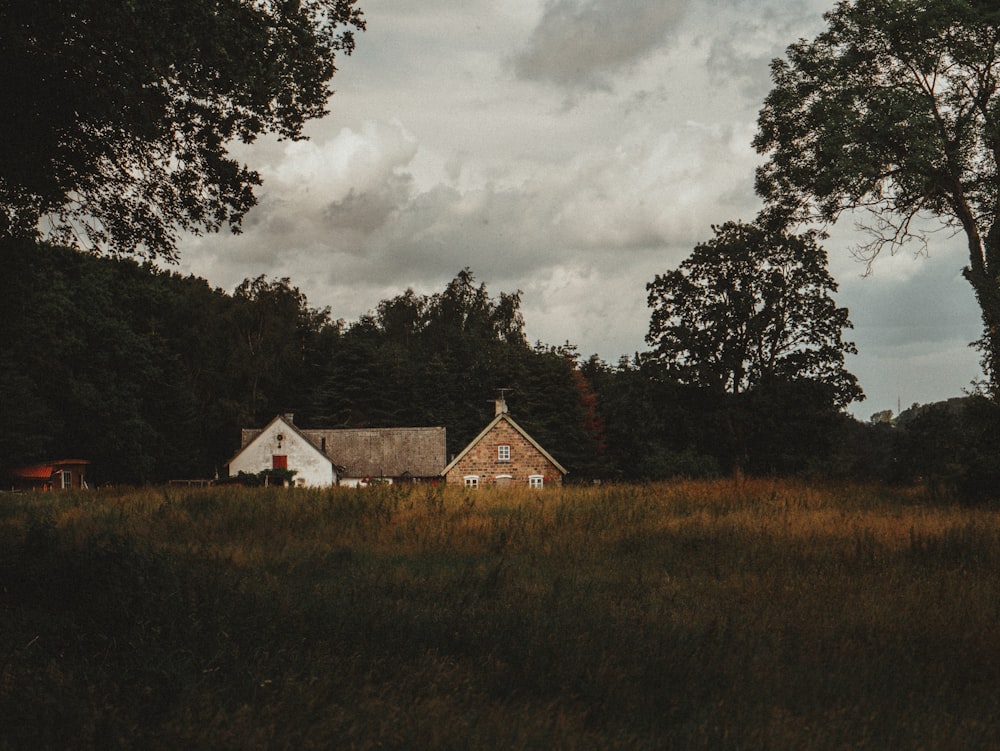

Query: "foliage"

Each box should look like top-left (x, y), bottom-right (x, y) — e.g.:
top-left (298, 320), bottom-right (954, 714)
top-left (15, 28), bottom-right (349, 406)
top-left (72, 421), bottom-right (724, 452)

top-left (646, 220), bottom-right (861, 407)
top-left (314, 268), bottom-right (605, 475)
top-left (0, 0), bottom-right (364, 259)
top-left (0, 239), bottom-right (332, 483)
top-left (894, 396), bottom-right (1000, 503)
top-left (754, 0), bottom-right (1000, 388)
top-left (645, 220), bottom-right (862, 475)
top-left (580, 354), bottom-right (722, 480)
top-left (12, 239), bottom-right (998, 488)
top-left (228, 275), bottom-right (339, 424)
top-left (224, 467), bottom-right (298, 487)
top-left (0, 248), bottom-right (603, 483)
top-left (3, 481), bottom-right (1000, 749)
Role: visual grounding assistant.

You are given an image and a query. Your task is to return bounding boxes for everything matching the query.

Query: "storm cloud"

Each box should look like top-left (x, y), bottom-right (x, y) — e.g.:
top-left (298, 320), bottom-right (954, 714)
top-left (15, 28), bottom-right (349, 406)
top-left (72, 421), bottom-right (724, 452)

top-left (176, 0), bottom-right (984, 416)
top-left (512, 0), bottom-right (689, 91)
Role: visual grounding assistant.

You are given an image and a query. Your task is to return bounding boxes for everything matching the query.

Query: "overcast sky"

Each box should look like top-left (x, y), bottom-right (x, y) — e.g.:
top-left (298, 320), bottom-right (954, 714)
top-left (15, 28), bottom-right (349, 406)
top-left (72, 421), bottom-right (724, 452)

top-left (177, 0), bottom-right (984, 419)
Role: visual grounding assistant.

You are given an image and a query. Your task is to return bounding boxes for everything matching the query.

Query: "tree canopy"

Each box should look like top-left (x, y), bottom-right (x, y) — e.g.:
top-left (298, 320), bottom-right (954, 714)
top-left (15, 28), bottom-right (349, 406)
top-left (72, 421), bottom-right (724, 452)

top-left (646, 221), bottom-right (862, 408)
top-left (0, 248), bottom-right (611, 483)
top-left (8, 238), bottom-right (1000, 490)
top-left (0, 0), bottom-right (364, 260)
top-left (753, 0), bottom-right (1000, 386)
top-left (646, 221), bottom-right (862, 475)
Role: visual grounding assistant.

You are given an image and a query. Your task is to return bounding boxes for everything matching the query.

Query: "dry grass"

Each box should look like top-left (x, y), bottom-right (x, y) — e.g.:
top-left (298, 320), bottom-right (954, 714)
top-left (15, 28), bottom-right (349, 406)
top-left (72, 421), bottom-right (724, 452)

top-left (2, 480), bottom-right (999, 750)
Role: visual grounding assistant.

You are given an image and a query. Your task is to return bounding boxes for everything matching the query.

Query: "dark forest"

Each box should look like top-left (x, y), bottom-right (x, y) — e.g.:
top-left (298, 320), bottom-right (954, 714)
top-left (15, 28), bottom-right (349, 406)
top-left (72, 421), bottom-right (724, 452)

top-left (2, 238), bottom-right (997, 499)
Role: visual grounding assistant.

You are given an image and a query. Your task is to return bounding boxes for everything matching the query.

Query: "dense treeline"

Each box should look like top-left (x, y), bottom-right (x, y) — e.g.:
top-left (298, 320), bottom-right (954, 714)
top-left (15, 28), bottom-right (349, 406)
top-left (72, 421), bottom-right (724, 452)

top-left (2, 239), bottom-right (998, 497)
top-left (0, 241), bottom-right (603, 483)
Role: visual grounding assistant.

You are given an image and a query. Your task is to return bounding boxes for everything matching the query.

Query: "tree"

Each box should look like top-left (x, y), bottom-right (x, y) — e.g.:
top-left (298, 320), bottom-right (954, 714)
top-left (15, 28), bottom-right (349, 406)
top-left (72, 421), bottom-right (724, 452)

top-left (313, 269), bottom-right (529, 448)
top-left (647, 221), bottom-right (862, 406)
top-left (228, 276), bottom-right (334, 425)
top-left (579, 354), bottom-right (721, 480)
top-left (646, 220), bottom-right (863, 474)
top-left (753, 0), bottom-right (1000, 388)
top-left (894, 396), bottom-right (1000, 503)
top-left (0, 0), bottom-right (364, 260)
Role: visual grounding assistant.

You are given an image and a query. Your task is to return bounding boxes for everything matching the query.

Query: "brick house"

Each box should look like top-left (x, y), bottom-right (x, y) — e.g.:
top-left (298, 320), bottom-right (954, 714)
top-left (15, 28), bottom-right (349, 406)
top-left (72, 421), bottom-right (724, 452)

top-left (442, 399), bottom-right (566, 489)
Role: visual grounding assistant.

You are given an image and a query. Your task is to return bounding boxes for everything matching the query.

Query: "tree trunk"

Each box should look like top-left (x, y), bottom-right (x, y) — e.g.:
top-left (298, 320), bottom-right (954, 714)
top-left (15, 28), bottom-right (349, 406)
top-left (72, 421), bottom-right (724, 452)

top-left (724, 397), bottom-right (748, 486)
top-left (955, 204), bottom-right (1000, 397)
top-left (964, 227), bottom-right (1000, 396)
top-left (969, 276), bottom-right (1000, 395)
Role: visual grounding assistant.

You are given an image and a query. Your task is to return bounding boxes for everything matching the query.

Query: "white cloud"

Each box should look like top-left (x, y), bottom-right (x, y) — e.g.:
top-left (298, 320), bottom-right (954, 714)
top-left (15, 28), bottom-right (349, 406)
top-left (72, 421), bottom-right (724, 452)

top-left (172, 0), bottom-right (985, 416)
top-left (512, 0), bottom-right (689, 91)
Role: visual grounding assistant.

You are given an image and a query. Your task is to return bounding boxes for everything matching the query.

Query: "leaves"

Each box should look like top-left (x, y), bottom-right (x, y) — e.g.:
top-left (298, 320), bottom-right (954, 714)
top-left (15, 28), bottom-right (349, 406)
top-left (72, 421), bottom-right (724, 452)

top-left (0, 0), bottom-right (365, 259)
top-left (0, 243), bottom-right (871, 484)
top-left (644, 221), bottom-right (863, 475)
top-left (314, 269), bottom-right (602, 473)
top-left (646, 221), bottom-right (862, 408)
top-left (754, 0), bottom-right (1000, 386)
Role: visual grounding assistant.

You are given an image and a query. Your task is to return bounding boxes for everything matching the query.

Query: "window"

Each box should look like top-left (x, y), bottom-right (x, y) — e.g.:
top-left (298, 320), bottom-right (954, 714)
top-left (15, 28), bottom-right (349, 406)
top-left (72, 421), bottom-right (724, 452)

top-left (529, 474), bottom-right (544, 489)
top-left (272, 455), bottom-right (288, 470)
top-left (60, 470), bottom-right (73, 489)
top-left (497, 444), bottom-right (510, 462)
top-left (463, 475), bottom-right (479, 489)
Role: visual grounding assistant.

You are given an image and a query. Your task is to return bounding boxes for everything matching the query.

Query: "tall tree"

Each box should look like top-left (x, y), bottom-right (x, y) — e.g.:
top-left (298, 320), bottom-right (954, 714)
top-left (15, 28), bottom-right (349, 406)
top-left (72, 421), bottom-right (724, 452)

top-left (646, 221), bottom-right (862, 474)
top-left (754, 0), bottom-right (1000, 388)
top-left (0, 0), bottom-right (364, 260)
top-left (647, 221), bottom-right (862, 406)
top-left (228, 276), bottom-right (333, 425)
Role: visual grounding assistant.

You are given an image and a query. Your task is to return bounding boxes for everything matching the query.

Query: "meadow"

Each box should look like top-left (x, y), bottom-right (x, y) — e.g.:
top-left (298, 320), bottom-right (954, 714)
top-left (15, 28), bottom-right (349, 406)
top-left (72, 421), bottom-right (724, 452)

top-left (2, 480), bottom-right (999, 750)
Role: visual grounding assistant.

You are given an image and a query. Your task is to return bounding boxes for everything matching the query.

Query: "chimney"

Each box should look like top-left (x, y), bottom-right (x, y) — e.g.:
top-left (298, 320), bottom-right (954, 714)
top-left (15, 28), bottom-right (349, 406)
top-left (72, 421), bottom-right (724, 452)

top-left (283, 413), bottom-right (294, 424)
top-left (494, 397), bottom-right (508, 416)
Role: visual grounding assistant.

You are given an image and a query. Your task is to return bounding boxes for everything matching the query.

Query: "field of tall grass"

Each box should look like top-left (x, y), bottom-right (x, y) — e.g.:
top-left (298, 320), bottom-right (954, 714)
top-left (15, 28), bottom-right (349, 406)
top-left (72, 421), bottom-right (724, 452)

top-left (2, 479), bottom-right (999, 750)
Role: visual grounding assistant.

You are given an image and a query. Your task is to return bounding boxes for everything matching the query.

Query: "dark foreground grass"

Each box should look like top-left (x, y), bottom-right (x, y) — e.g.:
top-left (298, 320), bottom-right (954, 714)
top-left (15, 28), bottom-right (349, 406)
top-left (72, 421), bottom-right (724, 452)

top-left (2, 480), bottom-right (999, 750)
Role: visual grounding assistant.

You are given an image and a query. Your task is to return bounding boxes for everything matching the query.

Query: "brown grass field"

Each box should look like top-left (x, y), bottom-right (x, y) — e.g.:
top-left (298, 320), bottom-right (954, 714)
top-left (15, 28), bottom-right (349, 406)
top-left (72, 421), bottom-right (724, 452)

top-left (2, 479), bottom-right (999, 749)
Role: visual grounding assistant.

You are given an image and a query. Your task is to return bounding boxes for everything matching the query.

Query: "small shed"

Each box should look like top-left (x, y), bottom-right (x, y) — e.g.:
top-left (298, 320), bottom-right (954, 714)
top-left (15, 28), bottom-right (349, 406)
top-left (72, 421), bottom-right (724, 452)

top-left (9, 459), bottom-right (91, 491)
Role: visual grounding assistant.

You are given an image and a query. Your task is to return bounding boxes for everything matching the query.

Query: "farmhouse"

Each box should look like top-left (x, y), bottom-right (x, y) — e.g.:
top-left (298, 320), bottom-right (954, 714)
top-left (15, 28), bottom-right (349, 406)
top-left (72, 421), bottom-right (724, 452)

top-left (229, 414), bottom-right (335, 487)
top-left (442, 398), bottom-right (566, 489)
top-left (8, 459), bottom-right (90, 491)
top-left (229, 414), bottom-right (447, 487)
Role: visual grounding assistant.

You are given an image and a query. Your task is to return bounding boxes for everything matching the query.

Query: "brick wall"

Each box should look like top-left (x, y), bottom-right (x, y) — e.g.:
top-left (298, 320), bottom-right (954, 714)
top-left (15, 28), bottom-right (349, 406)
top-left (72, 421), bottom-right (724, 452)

top-left (445, 419), bottom-right (563, 487)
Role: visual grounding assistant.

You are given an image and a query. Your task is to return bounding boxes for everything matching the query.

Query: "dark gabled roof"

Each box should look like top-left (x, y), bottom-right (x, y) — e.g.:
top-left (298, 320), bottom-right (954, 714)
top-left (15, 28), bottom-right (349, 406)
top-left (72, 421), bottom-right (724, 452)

top-left (441, 413), bottom-right (567, 476)
top-left (308, 427), bottom-right (446, 478)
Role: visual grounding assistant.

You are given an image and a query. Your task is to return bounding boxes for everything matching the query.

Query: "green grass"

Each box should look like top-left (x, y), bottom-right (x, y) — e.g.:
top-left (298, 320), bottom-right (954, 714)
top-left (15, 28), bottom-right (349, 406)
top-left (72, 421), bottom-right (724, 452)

top-left (2, 480), bottom-right (999, 750)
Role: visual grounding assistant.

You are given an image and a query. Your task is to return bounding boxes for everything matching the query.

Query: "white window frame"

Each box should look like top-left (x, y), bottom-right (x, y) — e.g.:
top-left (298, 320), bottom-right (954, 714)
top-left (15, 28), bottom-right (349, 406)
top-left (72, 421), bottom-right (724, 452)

top-left (528, 474), bottom-right (544, 489)
top-left (60, 470), bottom-right (73, 489)
top-left (463, 475), bottom-right (479, 489)
top-left (497, 444), bottom-right (511, 462)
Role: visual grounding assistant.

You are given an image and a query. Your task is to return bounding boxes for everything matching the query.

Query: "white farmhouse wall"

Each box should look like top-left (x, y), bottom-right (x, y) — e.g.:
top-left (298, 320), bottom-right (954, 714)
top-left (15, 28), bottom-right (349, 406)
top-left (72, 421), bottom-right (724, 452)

top-left (228, 419), bottom-right (335, 487)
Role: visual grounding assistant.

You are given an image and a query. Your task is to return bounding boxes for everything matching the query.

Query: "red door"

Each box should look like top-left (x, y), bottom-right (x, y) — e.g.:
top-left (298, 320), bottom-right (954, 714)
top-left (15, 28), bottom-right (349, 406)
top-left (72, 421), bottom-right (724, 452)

top-left (272, 455), bottom-right (288, 470)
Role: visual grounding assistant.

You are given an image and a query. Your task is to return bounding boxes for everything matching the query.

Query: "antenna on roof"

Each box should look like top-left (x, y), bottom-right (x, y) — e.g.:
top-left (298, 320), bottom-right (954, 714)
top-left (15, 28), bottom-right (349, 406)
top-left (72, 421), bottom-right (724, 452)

top-left (493, 388), bottom-right (511, 416)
